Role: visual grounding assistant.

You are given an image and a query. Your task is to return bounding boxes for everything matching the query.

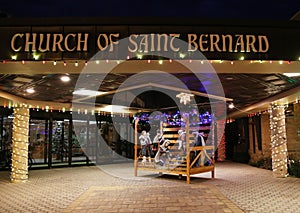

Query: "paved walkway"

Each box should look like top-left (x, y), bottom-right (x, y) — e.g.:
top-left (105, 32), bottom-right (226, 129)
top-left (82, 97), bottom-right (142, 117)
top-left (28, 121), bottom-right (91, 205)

top-left (0, 161), bottom-right (299, 212)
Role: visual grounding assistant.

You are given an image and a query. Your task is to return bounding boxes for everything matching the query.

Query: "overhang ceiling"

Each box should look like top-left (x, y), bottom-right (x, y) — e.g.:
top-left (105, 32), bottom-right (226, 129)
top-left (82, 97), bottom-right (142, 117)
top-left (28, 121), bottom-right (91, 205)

top-left (1, 60), bottom-right (300, 118)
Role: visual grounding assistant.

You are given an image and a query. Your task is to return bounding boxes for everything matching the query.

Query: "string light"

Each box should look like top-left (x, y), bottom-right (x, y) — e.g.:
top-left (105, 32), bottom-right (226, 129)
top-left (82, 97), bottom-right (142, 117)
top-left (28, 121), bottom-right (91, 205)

top-left (268, 103), bottom-right (288, 178)
top-left (11, 104), bottom-right (29, 183)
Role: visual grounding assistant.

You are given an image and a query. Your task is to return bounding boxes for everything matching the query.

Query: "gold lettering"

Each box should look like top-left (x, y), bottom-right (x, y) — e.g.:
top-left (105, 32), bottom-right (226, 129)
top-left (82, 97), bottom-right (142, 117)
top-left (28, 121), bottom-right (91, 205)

top-left (97, 34), bottom-right (109, 51)
top-left (157, 34), bottom-right (168, 51)
top-left (222, 35), bottom-right (233, 52)
top-left (77, 33), bottom-right (88, 51)
top-left (38, 34), bottom-right (51, 52)
top-left (210, 34), bottom-right (221, 52)
top-left (25, 33), bottom-right (37, 52)
top-left (11, 33), bottom-right (23, 52)
top-left (246, 35), bottom-right (257, 52)
top-left (64, 33), bottom-right (76, 51)
top-left (199, 34), bottom-right (209, 51)
top-left (188, 34), bottom-right (198, 52)
top-left (139, 34), bottom-right (149, 52)
top-left (234, 35), bottom-right (245, 52)
top-left (150, 34), bottom-right (155, 51)
top-left (258, 35), bottom-right (269, 53)
top-left (128, 34), bottom-right (138, 52)
top-left (169, 34), bottom-right (180, 52)
top-left (109, 34), bottom-right (119, 52)
top-left (52, 34), bottom-right (64, 51)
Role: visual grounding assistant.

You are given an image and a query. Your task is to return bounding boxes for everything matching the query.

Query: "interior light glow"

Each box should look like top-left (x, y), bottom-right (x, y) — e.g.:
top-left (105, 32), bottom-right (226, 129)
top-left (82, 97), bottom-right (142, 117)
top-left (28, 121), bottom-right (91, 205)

top-left (99, 105), bottom-right (130, 113)
top-left (283, 73), bottom-right (300, 77)
top-left (73, 89), bottom-right (108, 96)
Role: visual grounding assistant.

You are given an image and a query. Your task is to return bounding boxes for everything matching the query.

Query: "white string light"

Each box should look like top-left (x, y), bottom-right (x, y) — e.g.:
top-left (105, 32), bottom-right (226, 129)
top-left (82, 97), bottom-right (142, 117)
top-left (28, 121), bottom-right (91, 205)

top-left (11, 104), bottom-right (29, 183)
top-left (269, 103), bottom-right (288, 178)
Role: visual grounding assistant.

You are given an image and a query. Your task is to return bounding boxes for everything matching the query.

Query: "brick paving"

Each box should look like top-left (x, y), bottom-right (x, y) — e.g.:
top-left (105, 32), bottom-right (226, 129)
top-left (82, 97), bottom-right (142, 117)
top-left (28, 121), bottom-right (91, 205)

top-left (0, 161), bottom-right (299, 212)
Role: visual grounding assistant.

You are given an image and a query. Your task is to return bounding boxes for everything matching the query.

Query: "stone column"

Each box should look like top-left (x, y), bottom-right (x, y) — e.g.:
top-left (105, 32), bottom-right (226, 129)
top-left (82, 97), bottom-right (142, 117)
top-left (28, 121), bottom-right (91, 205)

top-left (269, 103), bottom-right (288, 178)
top-left (11, 104), bottom-right (30, 183)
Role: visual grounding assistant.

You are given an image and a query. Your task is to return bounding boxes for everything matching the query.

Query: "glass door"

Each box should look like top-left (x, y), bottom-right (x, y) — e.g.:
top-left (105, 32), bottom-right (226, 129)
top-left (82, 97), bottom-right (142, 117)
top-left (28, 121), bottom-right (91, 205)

top-left (29, 119), bottom-right (48, 168)
top-left (50, 120), bottom-right (69, 167)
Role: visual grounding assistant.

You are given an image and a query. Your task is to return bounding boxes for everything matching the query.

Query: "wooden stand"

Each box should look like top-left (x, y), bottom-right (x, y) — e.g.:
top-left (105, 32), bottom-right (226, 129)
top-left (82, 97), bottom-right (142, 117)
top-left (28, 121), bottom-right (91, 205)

top-left (134, 118), bottom-right (215, 184)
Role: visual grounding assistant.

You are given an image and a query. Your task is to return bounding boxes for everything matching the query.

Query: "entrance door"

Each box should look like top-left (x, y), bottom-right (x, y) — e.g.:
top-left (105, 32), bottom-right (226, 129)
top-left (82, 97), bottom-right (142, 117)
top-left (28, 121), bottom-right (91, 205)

top-left (29, 119), bottom-right (48, 168)
top-left (50, 120), bottom-right (70, 166)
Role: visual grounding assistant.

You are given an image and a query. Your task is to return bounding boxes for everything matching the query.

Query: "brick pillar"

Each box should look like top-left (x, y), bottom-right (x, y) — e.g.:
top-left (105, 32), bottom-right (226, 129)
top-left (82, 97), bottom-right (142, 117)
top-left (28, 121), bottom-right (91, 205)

top-left (11, 104), bottom-right (30, 183)
top-left (269, 103), bottom-right (288, 178)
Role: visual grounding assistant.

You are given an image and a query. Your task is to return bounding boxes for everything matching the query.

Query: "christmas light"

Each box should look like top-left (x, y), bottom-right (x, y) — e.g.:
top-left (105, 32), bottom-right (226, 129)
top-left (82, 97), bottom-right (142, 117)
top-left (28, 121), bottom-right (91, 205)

top-left (269, 103), bottom-right (288, 178)
top-left (11, 104), bottom-right (29, 183)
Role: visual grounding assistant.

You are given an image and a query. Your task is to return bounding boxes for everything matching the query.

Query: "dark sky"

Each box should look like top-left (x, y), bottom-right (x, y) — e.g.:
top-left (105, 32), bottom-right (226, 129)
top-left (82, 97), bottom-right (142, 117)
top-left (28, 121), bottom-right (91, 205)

top-left (1, 0), bottom-right (300, 20)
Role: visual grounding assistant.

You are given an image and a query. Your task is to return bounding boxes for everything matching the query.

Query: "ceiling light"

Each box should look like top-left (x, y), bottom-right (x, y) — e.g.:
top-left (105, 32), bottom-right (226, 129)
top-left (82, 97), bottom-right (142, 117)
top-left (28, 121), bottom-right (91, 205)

top-left (26, 88), bottom-right (35, 94)
top-left (228, 103), bottom-right (235, 109)
top-left (73, 89), bottom-right (107, 96)
top-left (283, 73), bottom-right (300, 77)
top-left (60, 75), bottom-right (70, 82)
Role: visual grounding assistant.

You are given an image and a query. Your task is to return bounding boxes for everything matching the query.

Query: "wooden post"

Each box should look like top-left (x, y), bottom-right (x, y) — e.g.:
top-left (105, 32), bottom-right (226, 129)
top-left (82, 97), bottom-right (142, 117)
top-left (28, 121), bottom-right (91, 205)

top-left (185, 115), bottom-right (190, 184)
top-left (134, 118), bottom-right (138, 176)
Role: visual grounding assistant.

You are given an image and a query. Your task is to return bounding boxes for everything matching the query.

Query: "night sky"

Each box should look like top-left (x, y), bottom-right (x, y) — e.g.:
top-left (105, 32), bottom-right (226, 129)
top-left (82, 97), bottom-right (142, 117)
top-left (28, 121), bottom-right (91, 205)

top-left (0, 0), bottom-right (299, 20)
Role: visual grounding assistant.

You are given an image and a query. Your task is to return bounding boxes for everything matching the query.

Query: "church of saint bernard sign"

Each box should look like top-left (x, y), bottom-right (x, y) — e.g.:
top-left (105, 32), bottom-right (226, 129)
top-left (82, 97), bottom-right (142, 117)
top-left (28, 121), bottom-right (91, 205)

top-left (10, 32), bottom-right (269, 56)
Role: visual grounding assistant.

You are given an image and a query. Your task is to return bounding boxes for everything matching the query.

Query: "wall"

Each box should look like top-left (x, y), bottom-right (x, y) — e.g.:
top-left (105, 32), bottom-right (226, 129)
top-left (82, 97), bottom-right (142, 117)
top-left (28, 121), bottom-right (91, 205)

top-left (286, 103), bottom-right (300, 160)
top-left (247, 103), bottom-right (300, 164)
top-left (248, 114), bottom-right (271, 164)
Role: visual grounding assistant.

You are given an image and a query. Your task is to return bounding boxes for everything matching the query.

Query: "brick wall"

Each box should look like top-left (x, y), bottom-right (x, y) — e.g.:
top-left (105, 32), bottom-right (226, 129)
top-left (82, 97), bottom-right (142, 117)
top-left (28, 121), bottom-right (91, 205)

top-left (247, 103), bottom-right (300, 164)
top-left (286, 103), bottom-right (300, 160)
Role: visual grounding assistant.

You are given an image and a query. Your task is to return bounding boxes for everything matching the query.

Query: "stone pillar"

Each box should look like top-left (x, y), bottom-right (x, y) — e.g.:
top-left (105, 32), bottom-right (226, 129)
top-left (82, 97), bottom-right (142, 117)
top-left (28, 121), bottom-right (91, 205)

top-left (269, 104), bottom-right (288, 178)
top-left (11, 104), bottom-right (30, 183)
